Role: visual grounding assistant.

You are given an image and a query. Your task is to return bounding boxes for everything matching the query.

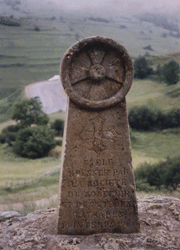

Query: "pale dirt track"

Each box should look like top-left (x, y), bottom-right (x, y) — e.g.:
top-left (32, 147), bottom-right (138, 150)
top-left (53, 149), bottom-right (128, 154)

top-left (25, 75), bottom-right (67, 114)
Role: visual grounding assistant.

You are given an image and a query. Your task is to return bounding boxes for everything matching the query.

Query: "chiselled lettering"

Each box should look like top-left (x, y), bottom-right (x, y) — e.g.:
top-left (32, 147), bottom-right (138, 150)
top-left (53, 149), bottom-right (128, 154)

top-left (88, 178), bottom-right (126, 187)
top-left (65, 189), bottom-right (131, 198)
top-left (113, 168), bottom-right (129, 176)
top-left (84, 158), bottom-right (114, 167)
top-left (68, 168), bottom-right (111, 177)
top-left (75, 199), bottom-right (133, 208)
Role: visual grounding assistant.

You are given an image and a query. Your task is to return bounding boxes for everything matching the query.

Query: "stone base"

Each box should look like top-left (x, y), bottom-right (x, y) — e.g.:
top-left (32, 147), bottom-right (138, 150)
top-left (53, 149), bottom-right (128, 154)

top-left (1, 196), bottom-right (180, 249)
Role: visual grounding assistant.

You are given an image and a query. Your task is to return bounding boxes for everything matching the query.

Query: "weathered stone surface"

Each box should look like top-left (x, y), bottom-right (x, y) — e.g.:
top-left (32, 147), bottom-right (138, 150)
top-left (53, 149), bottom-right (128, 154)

top-left (0, 196), bottom-right (180, 250)
top-left (0, 211), bottom-right (21, 222)
top-left (57, 37), bottom-right (139, 235)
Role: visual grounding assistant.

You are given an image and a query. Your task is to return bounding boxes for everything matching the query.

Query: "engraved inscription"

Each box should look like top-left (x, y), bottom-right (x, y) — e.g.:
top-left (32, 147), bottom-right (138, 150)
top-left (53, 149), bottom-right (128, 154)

top-left (74, 210), bottom-right (124, 219)
top-left (87, 178), bottom-right (126, 187)
top-left (58, 221), bottom-right (118, 230)
top-left (75, 199), bottom-right (133, 208)
top-left (84, 158), bottom-right (114, 167)
top-left (68, 168), bottom-right (111, 177)
top-left (78, 116), bottom-right (116, 154)
top-left (67, 190), bottom-right (133, 199)
top-left (68, 166), bottom-right (129, 177)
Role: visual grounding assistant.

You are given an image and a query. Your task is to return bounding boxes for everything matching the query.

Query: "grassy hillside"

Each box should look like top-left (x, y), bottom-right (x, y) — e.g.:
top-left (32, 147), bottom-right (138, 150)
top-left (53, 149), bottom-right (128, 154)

top-left (127, 80), bottom-right (180, 111)
top-left (0, 15), bottom-right (179, 122)
top-left (0, 16), bottom-right (179, 89)
top-left (0, 15), bottom-right (179, 213)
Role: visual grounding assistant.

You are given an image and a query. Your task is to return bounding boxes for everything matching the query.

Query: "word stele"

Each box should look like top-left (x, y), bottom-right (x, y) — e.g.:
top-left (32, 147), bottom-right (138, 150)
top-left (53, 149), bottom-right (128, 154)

top-left (57, 36), bottom-right (140, 235)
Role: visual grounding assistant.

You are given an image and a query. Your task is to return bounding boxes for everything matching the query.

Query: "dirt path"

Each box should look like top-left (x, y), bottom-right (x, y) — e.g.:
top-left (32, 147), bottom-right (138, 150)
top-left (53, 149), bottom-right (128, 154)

top-left (25, 75), bottom-right (67, 114)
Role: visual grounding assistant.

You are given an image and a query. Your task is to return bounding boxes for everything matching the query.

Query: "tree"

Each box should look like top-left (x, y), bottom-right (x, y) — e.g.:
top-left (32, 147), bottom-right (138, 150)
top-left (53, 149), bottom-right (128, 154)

top-left (134, 56), bottom-right (153, 79)
top-left (12, 98), bottom-right (49, 128)
top-left (162, 60), bottom-right (180, 85)
top-left (14, 126), bottom-right (56, 159)
top-left (51, 119), bottom-right (64, 136)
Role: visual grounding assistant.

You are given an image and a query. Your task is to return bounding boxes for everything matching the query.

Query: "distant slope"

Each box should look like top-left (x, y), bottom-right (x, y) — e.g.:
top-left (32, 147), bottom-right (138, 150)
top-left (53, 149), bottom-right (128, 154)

top-left (148, 51), bottom-right (180, 66)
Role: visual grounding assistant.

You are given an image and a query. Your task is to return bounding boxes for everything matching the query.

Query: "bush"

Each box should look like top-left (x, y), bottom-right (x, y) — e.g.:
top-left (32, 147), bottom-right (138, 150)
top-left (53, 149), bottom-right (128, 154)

top-left (0, 125), bottom-right (20, 145)
top-left (135, 179), bottom-right (156, 192)
top-left (162, 60), bottom-right (180, 85)
top-left (134, 56), bottom-right (153, 79)
top-left (129, 106), bottom-right (180, 131)
top-left (51, 119), bottom-right (64, 136)
top-left (5, 132), bottom-right (17, 146)
top-left (2, 124), bottom-right (20, 134)
top-left (0, 133), bottom-right (6, 143)
top-left (14, 126), bottom-right (56, 159)
top-left (55, 139), bottom-right (62, 146)
top-left (165, 109), bottom-right (180, 128)
top-left (34, 26), bottom-right (40, 31)
top-left (128, 106), bottom-right (159, 130)
top-left (135, 156), bottom-right (180, 191)
top-left (12, 98), bottom-right (49, 128)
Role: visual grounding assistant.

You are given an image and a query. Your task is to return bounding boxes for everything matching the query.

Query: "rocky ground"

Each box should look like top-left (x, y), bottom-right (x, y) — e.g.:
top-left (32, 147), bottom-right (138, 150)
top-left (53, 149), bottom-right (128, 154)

top-left (0, 196), bottom-right (180, 250)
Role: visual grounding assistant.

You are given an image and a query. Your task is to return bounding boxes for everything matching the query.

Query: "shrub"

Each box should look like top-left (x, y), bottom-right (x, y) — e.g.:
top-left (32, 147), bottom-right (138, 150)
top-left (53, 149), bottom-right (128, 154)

top-left (34, 26), bottom-right (40, 32)
top-left (135, 180), bottom-right (156, 192)
top-left (12, 98), bottom-right (49, 128)
top-left (134, 56), bottom-right (153, 79)
top-left (0, 133), bottom-right (6, 143)
top-left (129, 106), bottom-right (180, 131)
top-left (14, 126), bottom-right (56, 159)
top-left (55, 139), bottom-right (62, 146)
top-left (165, 109), bottom-right (180, 128)
top-left (0, 125), bottom-right (20, 145)
top-left (5, 132), bottom-right (17, 146)
top-left (162, 60), bottom-right (180, 85)
top-left (2, 124), bottom-right (20, 134)
top-left (128, 106), bottom-right (158, 130)
top-left (135, 156), bottom-right (180, 191)
top-left (51, 119), bottom-right (64, 136)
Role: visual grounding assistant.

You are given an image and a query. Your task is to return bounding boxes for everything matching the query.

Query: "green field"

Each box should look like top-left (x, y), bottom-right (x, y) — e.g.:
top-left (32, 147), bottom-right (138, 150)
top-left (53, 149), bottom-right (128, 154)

top-left (0, 14), bottom-right (179, 122)
top-left (127, 79), bottom-right (180, 110)
top-left (0, 14), bottom-right (180, 213)
top-left (0, 15), bottom-right (179, 92)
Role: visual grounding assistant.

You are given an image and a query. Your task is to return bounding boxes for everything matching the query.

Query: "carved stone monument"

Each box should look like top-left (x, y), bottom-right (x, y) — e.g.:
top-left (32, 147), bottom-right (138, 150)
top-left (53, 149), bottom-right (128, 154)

top-left (57, 36), bottom-right (140, 235)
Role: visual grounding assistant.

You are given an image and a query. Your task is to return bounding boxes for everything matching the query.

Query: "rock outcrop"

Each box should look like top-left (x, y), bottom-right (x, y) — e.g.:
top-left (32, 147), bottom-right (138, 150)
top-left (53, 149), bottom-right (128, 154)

top-left (0, 196), bottom-right (180, 250)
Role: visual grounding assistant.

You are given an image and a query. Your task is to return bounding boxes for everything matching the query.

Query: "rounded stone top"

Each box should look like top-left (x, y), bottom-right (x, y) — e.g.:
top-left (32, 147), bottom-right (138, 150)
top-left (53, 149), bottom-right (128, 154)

top-left (60, 36), bottom-right (133, 110)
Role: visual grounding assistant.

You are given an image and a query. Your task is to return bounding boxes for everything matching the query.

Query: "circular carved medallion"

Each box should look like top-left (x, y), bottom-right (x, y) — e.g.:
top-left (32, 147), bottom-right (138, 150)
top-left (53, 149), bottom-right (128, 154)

top-left (60, 36), bottom-right (133, 109)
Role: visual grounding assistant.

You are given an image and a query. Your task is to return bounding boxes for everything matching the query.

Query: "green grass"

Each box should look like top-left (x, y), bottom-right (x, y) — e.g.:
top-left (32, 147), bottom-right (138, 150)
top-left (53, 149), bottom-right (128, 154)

top-left (0, 15), bottom-right (179, 92)
top-left (0, 171), bottom-right (59, 201)
top-left (0, 15), bottom-right (179, 121)
top-left (131, 130), bottom-right (180, 162)
top-left (49, 111), bottom-right (65, 123)
top-left (127, 80), bottom-right (180, 111)
top-left (0, 143), bottom-right (61, 187)
top-left (0, 172), bottom-right (59, 215)
top-left (0, 15), bottom-right (180, 212)
top-left (0, 128), bottom-right (179, 187)
top-left (149, 52), bottom-right (180, 67)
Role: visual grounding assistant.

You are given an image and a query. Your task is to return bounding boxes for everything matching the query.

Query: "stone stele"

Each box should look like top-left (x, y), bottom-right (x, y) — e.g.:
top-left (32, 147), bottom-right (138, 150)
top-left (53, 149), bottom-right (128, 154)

top-left (57, 36), bottom-right (140, 235)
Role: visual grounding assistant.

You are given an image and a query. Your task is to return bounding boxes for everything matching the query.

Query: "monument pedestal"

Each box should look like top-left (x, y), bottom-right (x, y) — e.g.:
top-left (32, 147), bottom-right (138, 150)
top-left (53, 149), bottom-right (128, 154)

top-left (58, 100), bottom-right (140, 234)
top-left (57, 37), bottom-right (140, 235)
